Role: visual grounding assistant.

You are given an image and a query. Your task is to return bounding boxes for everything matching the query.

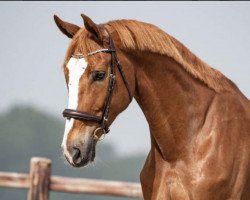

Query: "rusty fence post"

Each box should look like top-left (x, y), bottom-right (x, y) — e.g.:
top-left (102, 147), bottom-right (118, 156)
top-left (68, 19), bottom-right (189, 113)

top-left (28, 157), bottom-right (51, 200)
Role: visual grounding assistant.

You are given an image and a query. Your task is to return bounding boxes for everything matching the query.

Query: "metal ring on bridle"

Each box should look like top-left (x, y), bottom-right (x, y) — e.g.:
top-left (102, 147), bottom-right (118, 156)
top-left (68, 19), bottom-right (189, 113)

top-left (93, 127), bottom-right (106, 141)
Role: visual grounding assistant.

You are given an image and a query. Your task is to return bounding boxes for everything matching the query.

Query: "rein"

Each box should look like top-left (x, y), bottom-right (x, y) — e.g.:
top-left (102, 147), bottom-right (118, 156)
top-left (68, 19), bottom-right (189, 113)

top-left (62, 31), bottom-right (132, 140)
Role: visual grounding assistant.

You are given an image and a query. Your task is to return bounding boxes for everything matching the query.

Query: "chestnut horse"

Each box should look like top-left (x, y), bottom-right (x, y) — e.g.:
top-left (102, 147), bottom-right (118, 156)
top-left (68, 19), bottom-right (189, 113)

top-left (54, 14), bottom-right (250, 199)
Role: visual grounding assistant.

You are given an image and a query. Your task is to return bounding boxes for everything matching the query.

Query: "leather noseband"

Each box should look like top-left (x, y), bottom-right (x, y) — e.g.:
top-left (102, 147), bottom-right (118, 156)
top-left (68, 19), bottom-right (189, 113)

top-left (63, 109), bottom-right (102, 124)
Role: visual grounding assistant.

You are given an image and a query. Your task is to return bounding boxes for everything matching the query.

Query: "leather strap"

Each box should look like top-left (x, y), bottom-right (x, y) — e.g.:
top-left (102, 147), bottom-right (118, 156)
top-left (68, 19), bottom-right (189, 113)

top-left (63, 109), bottom-right (102, 123)
top-left (117, 61), bottom-right (133, 101)
top-left (100, 34), bottom-right (117, 131)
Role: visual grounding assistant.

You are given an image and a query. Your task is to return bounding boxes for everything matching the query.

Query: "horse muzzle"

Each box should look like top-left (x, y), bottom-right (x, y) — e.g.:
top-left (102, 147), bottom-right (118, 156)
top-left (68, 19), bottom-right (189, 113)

top-left (64, 143), bottom-right (96, 167)
top-left (62, 132), bottom-right (97, 168)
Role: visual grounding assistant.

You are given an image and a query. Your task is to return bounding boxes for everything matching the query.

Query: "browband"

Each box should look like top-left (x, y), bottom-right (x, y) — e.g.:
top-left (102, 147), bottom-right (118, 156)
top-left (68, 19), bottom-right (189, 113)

top-left (71, 49), bottom-right (115, 59)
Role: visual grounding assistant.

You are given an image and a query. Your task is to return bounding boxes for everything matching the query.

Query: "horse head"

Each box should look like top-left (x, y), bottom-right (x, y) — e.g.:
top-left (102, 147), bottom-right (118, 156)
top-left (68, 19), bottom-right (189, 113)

top-left (54, 14), bottom-right (134, 167)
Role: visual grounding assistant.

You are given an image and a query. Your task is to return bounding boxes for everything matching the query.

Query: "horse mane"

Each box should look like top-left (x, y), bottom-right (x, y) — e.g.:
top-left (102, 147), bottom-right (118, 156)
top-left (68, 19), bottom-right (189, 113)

top-left (105, 19), bottom-right (236, 93)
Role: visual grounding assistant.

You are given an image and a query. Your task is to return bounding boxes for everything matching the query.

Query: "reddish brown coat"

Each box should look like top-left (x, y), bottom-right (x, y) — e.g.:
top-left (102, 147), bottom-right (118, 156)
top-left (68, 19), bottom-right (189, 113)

top-left (54, 15), bottom-right (250, 200)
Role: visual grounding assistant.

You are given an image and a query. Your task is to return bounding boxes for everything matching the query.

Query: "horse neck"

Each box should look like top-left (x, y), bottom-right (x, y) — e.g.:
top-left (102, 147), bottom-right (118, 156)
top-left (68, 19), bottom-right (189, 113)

top-left (130, 51), bottom-right (216, 161)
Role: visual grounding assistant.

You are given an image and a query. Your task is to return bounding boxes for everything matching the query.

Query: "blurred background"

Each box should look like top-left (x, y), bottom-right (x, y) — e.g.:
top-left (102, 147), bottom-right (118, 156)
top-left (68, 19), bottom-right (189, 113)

top-left (0, 2), bottom-right (249, 200)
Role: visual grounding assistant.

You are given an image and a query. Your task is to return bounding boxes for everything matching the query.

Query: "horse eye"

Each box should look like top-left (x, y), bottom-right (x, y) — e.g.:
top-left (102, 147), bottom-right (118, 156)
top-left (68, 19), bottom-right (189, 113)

top-left (92, 71), bottom-right (106, 81)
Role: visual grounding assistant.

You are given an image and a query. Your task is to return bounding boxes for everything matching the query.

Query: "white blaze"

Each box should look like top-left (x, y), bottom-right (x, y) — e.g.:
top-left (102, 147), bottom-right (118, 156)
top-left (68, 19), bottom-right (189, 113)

top-left (62, 57), bottom-right (88, 156)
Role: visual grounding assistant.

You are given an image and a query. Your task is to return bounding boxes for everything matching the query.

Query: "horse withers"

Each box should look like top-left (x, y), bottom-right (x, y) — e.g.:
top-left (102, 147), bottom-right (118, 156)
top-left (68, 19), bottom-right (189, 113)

top-left (54, 14), bottom-right (250, 200)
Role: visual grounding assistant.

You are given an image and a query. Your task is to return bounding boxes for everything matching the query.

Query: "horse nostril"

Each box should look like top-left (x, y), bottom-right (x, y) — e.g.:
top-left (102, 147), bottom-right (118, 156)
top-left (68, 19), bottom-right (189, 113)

top-left (72, 147), bottom-right (82, 165)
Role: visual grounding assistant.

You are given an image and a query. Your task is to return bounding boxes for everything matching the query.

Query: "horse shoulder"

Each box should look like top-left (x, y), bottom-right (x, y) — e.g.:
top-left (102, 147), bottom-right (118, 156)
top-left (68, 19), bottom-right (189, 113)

top-left (192, 92), bottom-right (250, 199)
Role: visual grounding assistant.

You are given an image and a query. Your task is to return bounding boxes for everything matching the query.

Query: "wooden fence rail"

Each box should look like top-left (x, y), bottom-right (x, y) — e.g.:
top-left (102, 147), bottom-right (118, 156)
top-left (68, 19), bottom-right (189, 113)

top-left (0, 157), bottom-right (143, 200)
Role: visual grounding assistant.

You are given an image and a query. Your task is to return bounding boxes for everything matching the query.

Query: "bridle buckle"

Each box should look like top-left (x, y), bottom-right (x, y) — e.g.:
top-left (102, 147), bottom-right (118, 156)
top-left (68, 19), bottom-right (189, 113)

top-left (93, 127), bottom-right (106, 141)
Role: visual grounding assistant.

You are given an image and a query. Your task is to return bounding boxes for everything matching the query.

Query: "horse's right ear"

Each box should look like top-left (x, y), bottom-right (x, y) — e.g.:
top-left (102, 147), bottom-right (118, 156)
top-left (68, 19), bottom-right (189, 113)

top-left (54, 15), bottom-right (80, 39)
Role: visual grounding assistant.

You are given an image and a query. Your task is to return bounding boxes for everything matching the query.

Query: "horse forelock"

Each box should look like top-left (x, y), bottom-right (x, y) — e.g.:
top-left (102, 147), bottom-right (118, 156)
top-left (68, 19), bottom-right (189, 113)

top-left (63, 28), bottom-right (102, 69)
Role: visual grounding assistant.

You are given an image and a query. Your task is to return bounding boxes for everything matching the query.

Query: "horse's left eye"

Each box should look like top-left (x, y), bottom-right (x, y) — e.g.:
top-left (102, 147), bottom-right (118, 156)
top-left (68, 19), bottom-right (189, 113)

top-left (92, 71), bottom-right (106, 81)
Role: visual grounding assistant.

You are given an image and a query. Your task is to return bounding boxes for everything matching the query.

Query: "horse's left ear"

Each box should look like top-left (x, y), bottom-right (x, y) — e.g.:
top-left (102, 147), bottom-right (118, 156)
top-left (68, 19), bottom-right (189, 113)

top-left (81, 14), bottom-right (106, 42)
top-left (54, 15), bottom-right (80, 39)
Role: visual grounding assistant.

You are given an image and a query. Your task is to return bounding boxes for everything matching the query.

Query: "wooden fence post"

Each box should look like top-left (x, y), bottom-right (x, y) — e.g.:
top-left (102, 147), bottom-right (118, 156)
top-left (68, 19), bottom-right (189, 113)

top-left (28, 157), bottom-right (51, 200)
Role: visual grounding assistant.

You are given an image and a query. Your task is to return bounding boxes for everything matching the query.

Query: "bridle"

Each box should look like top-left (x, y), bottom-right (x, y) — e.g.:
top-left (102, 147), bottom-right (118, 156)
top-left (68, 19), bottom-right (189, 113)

top-left (62, 31), bottom-right (133, 140)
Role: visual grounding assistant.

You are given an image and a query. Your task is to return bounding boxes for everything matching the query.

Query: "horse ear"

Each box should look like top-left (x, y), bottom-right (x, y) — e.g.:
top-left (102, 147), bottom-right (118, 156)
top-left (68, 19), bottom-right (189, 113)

top-left (54, 15), bottom-right (80, 38)
top-left (81, 14), bottom-right (104, 42)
